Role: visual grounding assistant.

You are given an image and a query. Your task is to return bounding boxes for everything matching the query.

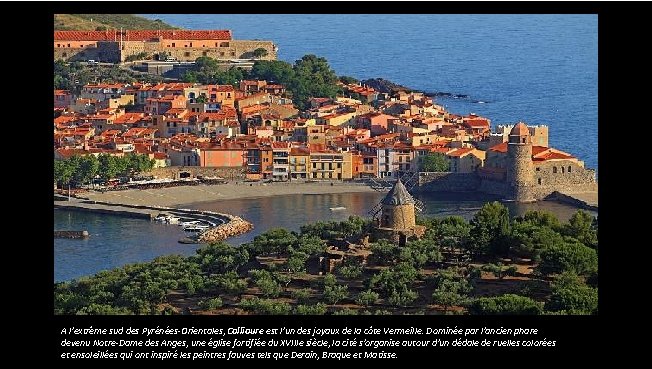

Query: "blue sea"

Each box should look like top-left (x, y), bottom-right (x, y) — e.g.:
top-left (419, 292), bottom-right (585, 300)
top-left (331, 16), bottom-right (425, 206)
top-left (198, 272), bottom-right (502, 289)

top-left (143, 14), bottom-right (598, 171)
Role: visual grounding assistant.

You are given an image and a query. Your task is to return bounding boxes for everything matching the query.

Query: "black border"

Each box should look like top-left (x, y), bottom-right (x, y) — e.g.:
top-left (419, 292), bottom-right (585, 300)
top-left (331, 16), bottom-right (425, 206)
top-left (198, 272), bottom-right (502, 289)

top-left (30, 1), bottom-right (633, 361)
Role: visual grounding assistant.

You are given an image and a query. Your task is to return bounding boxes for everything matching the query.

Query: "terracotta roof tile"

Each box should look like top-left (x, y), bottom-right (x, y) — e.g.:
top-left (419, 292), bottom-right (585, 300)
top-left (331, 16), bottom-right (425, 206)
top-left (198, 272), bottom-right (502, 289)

top-left (54, 30), bottom-right (232, 42)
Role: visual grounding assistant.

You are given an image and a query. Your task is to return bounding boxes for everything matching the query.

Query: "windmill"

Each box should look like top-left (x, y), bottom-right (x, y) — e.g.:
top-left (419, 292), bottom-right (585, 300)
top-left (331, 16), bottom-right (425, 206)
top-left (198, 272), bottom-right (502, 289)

top-left (368, 178), bottom-right (424, 223)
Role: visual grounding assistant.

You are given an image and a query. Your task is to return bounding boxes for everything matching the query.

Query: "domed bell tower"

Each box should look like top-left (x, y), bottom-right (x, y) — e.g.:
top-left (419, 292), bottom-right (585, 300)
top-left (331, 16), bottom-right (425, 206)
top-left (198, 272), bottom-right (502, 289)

top-left (507, 122), bottom-right (534, 201)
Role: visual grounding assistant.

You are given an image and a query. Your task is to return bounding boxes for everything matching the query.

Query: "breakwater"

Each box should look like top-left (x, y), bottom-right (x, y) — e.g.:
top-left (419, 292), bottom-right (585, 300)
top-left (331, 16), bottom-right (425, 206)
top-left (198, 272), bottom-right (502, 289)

top-left (54, 198), bottom-right (253, 244)
top-left (54, 230), bottom-right (89, 239)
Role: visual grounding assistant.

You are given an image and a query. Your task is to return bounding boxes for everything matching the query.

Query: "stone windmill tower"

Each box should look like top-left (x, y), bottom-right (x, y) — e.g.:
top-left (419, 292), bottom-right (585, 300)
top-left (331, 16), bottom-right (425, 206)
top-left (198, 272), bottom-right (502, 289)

top-left (369, 179), bottom-right (426, 244)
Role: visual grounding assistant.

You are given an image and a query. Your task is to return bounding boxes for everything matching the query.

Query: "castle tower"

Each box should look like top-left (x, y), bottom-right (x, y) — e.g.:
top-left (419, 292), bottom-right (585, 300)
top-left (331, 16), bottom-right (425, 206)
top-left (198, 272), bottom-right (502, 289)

top-left (379, 179), bottom-right (417, 230)
top-left (507, 122), bottom-right (534, 201)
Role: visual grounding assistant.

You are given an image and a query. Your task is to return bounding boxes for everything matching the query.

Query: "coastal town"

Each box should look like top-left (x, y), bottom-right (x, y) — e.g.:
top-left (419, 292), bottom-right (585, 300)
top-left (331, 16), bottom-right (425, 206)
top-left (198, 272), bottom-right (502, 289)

top-left (54, 20), bottom-right (598, 317)
top-left (54, 28), bottom-right (597, 204)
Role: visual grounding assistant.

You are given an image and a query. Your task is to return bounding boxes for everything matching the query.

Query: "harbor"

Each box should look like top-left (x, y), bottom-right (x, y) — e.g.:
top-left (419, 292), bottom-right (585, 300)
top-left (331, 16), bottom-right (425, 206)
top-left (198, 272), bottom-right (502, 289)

top-left (54, 197), bottom-right (252, 244)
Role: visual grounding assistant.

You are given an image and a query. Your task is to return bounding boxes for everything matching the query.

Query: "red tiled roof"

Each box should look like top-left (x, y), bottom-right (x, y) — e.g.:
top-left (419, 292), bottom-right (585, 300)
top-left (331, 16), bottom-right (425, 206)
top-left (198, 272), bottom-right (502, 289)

top-left (210, 85), bottom-right (235, 92)
top-left (532, 148), bottom-right (575, 161)
top-left (54, 30), bottom-right (232, 42)
top-left (488, 142), bottom-right (508, 153)
top-left (447, 148), bottom-right (474, 157)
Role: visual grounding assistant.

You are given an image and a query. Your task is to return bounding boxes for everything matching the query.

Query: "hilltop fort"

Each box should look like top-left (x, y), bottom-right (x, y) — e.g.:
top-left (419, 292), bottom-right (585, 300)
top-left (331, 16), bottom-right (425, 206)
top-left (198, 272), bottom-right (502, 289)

top-left (54, 29), bottom-right (277, 63)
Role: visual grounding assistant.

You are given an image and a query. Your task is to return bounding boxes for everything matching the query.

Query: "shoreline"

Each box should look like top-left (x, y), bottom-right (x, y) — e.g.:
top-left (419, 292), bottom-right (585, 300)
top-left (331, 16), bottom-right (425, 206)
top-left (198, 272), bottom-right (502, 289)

top-left (80, 182), bottom-right (382, 208)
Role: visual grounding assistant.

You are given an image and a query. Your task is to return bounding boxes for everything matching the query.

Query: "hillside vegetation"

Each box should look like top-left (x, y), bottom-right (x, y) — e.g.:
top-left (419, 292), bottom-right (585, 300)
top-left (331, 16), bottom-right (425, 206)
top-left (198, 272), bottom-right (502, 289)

top-left (54, 14), bottom-right (178, 31)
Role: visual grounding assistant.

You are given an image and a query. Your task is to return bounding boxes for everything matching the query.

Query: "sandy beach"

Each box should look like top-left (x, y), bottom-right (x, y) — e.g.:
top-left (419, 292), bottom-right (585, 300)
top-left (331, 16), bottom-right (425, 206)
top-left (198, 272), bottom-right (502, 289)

top-left (82, 182), bottom-right (381, 207)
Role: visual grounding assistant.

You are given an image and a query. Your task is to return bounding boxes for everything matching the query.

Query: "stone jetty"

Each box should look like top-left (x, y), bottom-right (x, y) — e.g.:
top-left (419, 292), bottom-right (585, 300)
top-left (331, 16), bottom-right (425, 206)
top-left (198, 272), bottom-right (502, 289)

top-left (54, 230), bottom-right (90, 239)
top-left (55, 197), bottom-right (254, 244)
top-left (198, 216), bottom-right (253, 243)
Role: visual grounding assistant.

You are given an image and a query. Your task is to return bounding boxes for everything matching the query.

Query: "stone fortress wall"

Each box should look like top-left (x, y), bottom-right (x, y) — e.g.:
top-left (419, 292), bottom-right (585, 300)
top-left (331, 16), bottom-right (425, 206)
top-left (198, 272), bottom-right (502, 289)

top-left (54, 30), bottom-right (277, 63)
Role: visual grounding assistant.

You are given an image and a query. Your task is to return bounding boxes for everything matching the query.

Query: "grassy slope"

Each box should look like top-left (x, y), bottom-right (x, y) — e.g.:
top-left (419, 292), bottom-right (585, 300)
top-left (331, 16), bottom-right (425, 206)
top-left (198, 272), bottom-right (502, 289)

top-left (54, 14), bottom-right (179, 30)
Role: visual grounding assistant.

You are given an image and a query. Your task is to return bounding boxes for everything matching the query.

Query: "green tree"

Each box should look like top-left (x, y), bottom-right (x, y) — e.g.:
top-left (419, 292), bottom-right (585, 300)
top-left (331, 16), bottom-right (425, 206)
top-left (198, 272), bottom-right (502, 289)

top-left (419, 153), bottom-right (450, 172)
top-left (249, 60), bottom-right (295, 84)
top-left (545, 272), bottom-right (598, 314)
top-left (290, 54), bottom-right (339, 110)
top-left (482, 263), bottom-right (518, 280)
top-left (285, 252), bottom-right (308, 274)
top-left (198, 297), bottom-right (223, 310)
top-left (518, 210), bottom-right (562, 231)
top-left (536, 240), bottom-right (598, 276)
top-left (339, 75), bottom-right (359, 85)
top-left (336, 257), bottom-right (363, 279)
top-left (295, 303), bottom-right (327, 315)
top-left (468, 202), bottom-right (511, 257)
top-left (195, 242), bottom-right (250, 274)
top-left (54, 159), bottom-right (76, 188)
top-left (431, 278), bottom-right (470, 312)
top-left (98, 154), bottom-right (119, 182)
top-left (125, 153), bottom-right (155, 176)
top-left (252, 47), bottom-right (269, 59)
top-left (468, 294), bottom-right (543, 315)
top-left (245, 228), bottom-right (298, 256)
top-left (322, 273), bottom-right (337, 288)
top-left (355, 290), bottom-right (379, 307)
top-left (369, 239), bottom-right (400, 266)
top-left (291, 288), bottom-right (312, 304)
top-left (388, 289), bottom-right (418, 307)
top-left (563, 210), bottom-right (598, 248)
top-left (323, 285), bottom-right (348, 305)
top-left (510, 221), bottom-right (565, 260)
top-left (76, 155), bottom-right (99, 186)
top-left (239, 297), bottom-right (291, 315)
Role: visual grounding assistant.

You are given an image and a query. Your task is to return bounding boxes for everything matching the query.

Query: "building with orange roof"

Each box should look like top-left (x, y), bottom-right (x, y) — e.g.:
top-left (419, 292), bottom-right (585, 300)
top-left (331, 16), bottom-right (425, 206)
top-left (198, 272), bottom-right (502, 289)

top-left (145, 94), bottom-right (187, 115)
top-left (54, 29), bottom-right (277, 63)
top-left (54, 90), bottom-right (73, 109)
top-left (478, 122), bottom-right (597, 201)
top-left (446, 148), bottom-right (485, 173)
top-left (309, 150), bottom-right (353, 180)
top-left (289, 146), bottom-right (310, 179)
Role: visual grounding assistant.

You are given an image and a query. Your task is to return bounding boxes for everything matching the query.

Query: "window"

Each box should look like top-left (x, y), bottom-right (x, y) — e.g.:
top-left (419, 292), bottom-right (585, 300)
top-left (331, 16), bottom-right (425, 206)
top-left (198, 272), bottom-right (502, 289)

top-left (536, 167), bottom-right (540, 171)
top-left (172, 43), bottom-right (175, 47)
top-left (553, 166), bottom-right (557, 174)
top-left (313, 173), bottom-right (317, 178)
top-left (568, 166), bottom-right (572, 173)
top-left (561, 166), bottom-right (565, 173)
top-left (184, 52), bottom-right (191, 57)
top-left (202, 51), bottom-right (208, 56)
top-left (337, 163), bottom-right (341, 169)
top-left (220, 42), bottom-right (229, 47)
top-left (538, 178), bottom-right (542, 185)
top-left (328, 172), bottom-right (332, 178)
top-left (312, 163), bottom-right (317, 169)
top-left (189, 42), bottom-right (193, 47)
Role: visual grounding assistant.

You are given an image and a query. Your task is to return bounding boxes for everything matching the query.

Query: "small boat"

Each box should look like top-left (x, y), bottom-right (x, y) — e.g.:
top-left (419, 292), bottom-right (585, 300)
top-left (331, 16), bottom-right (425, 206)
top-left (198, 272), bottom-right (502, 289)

top-left (183, 224), bottom-right (210, 232)
top-left (330, 206), bottom-right (347, 211)
top-left (165, 216), bottom-right (180, 224)
top-left (179, 220), bottom-right (201, 227)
